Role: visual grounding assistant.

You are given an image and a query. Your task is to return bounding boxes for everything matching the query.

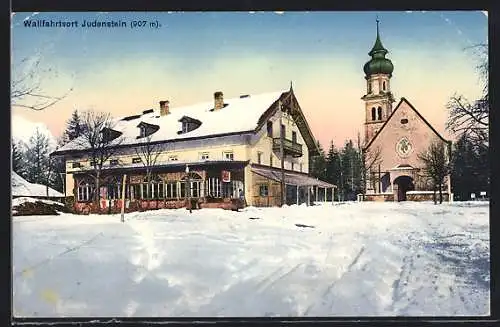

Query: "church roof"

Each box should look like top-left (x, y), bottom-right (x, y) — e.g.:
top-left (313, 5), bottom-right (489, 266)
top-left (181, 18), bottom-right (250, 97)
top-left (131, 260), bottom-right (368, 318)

top-left (363, 97), bottom-right (451, 152)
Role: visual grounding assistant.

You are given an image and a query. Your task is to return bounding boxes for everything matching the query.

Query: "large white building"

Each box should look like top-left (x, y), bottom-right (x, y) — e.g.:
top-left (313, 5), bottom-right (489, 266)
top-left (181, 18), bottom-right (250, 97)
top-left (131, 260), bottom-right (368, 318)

top-left (52, 85), bottom-right (335, 213)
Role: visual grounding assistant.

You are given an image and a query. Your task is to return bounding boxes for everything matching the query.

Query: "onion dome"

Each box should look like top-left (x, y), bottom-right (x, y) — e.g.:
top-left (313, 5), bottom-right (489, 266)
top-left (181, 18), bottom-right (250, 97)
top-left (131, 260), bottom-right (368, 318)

top-left (363, 19), bottom-right (394, 77)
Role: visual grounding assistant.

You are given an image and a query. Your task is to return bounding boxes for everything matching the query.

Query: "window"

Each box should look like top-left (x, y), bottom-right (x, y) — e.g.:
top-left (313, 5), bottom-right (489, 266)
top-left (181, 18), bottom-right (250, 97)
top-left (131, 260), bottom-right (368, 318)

top-left (200, 152), bottom-right (210, 160)
top-left (107, 184), bottom-right (121, 199)
top-left (383, 81), bottom-right (386, 91)
top-left (180, 182), bottom-right (187, 198)
top-left (292, 131), bottom-right (297, 143)
top-left (206, 177), bottom-right (221, 197)
top-left (224, 151), bottom-right (234, 161)
top-left (371, 107), bottom-right (376, 121)
top-left (182, 122), bottom-right (190, 133)
top-left (368, 82), bottom-right (372, 93)
top-left (259, 184), bottom-right (269, 197)
top-left (141, 177), bottom-right (164, 199)
top-left (257, 152), bottom-right (262, 164)
top-left (110, 159), bottom-right (119, 166)
top-left (267, 121), bottom-right (273, 137)
top-left (281, 124), bottom-right (286, 138)
top-left (77, 181), bottom-right (93, 201)
top-left (132, 157), bottom-right (141, 164)
top-left (401, 118), bottom-right (408, 124)
top-left (270, 154), bottom-right (273, 167)
top-left (222, 182), bottom-right (233, 198)
top-left (166, 182), bottom-right (177, 199)
top-left (72, 162), bottom-right (81, 168)
top-left (291, 162), bottom-right (294, 170)
top-left (377, 107), bottom-right (382, 120)
top-left (169, 155), bottom-right (178, 161)
top-left (191, 181), bottom-right (201, 198)
top-left (139, 126), bottom-right (146, 138)
top-left (131, 184), bottom-right (141, 199)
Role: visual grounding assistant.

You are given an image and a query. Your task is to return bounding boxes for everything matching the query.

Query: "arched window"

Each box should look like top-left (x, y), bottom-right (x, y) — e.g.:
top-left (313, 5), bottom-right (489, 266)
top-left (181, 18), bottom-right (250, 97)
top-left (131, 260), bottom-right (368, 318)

top-left (181, 173), bottom-right (203, 198)
top-left (371, 107), bottom-right (376, 121)
top-left (77, 178), bottom-right (95, 202)
top-left (142, 175), bottom-right (164, 199)
top-left (368, 82), bottom-right (372, 93)
top-left (377, 107), bottom-right (382, 120)
top-left (383, 81), bottom-right (386, 91)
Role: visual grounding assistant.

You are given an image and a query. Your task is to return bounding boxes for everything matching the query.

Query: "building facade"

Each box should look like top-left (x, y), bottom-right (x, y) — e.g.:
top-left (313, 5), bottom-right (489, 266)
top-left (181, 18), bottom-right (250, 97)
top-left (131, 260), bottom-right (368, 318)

top-left (52, 86), bottom-right (335, 213)
top-left (361, 21), bottom-right (452, 202)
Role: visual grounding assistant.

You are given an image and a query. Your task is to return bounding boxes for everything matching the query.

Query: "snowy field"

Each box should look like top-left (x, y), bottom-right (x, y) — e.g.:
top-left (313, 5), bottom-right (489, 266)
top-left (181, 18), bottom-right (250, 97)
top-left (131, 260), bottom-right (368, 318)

top-left (12, 201), bottom-right (490, 317)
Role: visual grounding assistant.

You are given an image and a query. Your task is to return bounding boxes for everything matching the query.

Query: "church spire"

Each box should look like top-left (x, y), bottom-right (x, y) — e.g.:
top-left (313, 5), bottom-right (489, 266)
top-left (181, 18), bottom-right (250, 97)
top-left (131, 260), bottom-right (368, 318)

top-left (363, 17), bottom-right (393, 77)
top-left (369, 17), bottom-right (388, 58)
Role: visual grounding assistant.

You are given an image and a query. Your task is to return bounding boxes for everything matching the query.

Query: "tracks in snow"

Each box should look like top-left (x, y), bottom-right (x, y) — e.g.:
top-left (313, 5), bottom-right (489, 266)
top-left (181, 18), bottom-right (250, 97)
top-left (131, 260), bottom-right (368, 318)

top-left (303, 246), bottom-right (366, 315)
top-left (13, 232), bottom-right (104, 278)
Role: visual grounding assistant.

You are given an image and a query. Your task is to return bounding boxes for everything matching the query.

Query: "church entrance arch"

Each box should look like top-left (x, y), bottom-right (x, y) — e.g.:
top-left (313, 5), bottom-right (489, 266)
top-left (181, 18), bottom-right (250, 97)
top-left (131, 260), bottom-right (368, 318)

top-left (393, 175), bottom-right (415, 201)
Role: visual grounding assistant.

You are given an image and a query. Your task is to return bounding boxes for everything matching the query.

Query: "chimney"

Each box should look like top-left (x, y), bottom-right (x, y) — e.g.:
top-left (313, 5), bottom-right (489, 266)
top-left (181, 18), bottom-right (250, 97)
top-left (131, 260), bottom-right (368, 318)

top-left (214, 91), bottom-right (224, 110)
top-left (159, 100), bottom-right (170, 116)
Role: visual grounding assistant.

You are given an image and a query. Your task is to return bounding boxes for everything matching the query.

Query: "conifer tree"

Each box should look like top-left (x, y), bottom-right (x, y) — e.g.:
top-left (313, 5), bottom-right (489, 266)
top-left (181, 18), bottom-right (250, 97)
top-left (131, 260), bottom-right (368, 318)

top-left (25, 128), bottom-right (51, 185)
top-left (12, 141), bottom-right (26, 177)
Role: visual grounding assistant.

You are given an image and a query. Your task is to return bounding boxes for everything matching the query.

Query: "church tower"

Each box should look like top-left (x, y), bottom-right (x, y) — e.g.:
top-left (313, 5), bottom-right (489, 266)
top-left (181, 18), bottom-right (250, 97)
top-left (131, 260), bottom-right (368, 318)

top-left (361, 19), bottom-right (395, 145)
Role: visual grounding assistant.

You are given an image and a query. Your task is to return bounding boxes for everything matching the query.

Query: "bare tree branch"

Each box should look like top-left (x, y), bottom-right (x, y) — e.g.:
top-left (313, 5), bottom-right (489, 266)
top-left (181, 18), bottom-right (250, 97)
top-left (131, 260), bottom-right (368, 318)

top-left (74, 111), bottom-right (123, 207)
top-left (447, 43), bottom-right (489, 146)
top-left (11, 54), bottom-right (74, 111)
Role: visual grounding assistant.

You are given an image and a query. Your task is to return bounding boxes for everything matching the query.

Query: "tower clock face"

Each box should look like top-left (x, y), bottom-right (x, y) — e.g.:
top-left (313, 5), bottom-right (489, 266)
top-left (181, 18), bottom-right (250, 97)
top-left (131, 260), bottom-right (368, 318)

top-left (396, 137), bottom-right (412, 157)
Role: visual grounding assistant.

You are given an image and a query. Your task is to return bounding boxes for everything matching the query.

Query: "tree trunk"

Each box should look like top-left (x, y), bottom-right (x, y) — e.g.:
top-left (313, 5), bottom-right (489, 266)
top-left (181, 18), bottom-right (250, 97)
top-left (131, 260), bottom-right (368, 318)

top-left (433, 185), bottom-right (437, 204)
top-left (439, 183), bottom-right (443, 204)
top-left (96, 171), bottom-right (101, 209)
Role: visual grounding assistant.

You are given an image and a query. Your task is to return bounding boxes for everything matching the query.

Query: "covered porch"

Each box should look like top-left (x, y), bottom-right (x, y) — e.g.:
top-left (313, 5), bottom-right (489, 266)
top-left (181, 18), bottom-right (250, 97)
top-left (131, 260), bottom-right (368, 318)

top-left (250, 166), bottom-right (336, 207)
top-left (72, 160), bottom-right (249, 214)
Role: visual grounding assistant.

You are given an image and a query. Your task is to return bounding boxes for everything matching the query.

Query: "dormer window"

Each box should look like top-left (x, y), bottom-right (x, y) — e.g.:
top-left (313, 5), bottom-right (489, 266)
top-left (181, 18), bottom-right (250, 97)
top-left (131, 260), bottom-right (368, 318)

top-left (137, 122), bottom-right (159, 139)
top-left (101, 128), bottom-right (122, 143)
top-left (178, 116), bottom-right (202, 134)
top-left (139, 126), bottom-right (146, 138)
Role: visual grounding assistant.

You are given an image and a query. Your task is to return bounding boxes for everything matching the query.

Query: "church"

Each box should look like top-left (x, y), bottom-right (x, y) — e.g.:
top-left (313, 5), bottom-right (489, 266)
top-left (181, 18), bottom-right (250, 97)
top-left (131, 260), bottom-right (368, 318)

top-left (361, 21), bottom-right (452, 202)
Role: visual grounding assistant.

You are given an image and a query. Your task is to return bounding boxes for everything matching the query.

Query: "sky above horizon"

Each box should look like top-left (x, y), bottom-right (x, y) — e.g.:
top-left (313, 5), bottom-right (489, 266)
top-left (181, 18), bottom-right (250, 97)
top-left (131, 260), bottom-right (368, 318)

top-left (11, 11), bottom-right (487, 149)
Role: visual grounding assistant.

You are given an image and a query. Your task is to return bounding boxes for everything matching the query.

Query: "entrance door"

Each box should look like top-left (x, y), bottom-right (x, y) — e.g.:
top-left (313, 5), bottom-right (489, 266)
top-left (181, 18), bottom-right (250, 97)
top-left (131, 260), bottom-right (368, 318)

top-left (393, 175), bottom-right (414, 202)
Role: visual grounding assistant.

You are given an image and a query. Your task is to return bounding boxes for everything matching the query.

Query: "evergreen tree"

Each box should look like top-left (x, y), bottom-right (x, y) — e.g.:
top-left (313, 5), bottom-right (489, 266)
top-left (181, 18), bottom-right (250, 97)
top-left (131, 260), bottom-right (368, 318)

top-left (62, 109), bottom-right (86, 145)
top-left (12, 140), bottom-right (26, 177)
top-left (339, 140), bottom-right (363, 201)
top-left (325, 141), bottom-right (341, 200)
top-left (310, 140), bottom-right (327, 181)
top-left (451, 135), bottom-right (489, 201)
top-left (25, 128), bottom-right (51, 185)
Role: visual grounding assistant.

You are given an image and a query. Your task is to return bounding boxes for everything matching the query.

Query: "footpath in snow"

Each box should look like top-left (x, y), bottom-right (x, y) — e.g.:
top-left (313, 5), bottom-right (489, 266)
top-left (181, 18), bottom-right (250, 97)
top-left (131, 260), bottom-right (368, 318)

top-left (12, 201), bottom-right (490, 317)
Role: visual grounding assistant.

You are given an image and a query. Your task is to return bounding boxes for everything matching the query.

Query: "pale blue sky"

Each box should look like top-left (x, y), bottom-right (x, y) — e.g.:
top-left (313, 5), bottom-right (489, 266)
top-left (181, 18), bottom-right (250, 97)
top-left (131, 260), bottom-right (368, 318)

top-left (11, 11), bottom-right (488, 148)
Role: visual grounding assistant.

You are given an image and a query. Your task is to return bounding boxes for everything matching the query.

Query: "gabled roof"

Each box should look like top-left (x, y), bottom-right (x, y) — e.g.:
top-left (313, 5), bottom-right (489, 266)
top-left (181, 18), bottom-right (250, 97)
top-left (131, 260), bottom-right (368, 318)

top-left (52, 89), bottom-right (321, 157)
top-left (53, 91), bottom-right (287, 154)
top-left (364, 97), bottom-right (451, 151)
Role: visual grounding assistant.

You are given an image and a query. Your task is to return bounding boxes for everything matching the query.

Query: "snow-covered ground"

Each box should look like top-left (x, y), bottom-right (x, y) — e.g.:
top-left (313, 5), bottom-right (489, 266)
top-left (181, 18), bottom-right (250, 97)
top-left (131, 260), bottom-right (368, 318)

top-left (12, 201), bottom-right (490, 317)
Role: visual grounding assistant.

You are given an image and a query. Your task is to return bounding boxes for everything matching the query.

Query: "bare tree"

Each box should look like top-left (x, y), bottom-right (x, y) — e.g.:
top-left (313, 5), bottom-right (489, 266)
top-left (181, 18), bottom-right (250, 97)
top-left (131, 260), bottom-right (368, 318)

top-left (418, 140), bottom-right (451, 204)
top-left (446, 43), bottom-right (488, 146)
top-left (11, 55), bottom-right (73, 111)
top-left (76, 111), bottom-right (122, 208)
top-left (360, 145), bottom-right (382, 197)
top-left (135, 131), bottom-right (163, 206)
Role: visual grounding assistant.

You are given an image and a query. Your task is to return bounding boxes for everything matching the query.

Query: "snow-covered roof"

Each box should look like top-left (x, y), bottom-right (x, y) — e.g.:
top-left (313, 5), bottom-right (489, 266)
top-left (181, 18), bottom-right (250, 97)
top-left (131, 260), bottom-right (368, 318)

top-left (55, 91), bottom-right (286, 153)
top-left (12, 172), bottom-right (64, 198)
top-left (251, 167), bottom-right (336, 188)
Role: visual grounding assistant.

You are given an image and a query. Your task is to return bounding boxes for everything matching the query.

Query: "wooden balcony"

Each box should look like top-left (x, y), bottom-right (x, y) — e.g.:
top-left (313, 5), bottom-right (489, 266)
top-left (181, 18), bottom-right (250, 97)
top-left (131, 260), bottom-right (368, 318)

top-left (272, 138), bottom-right (303, 157)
